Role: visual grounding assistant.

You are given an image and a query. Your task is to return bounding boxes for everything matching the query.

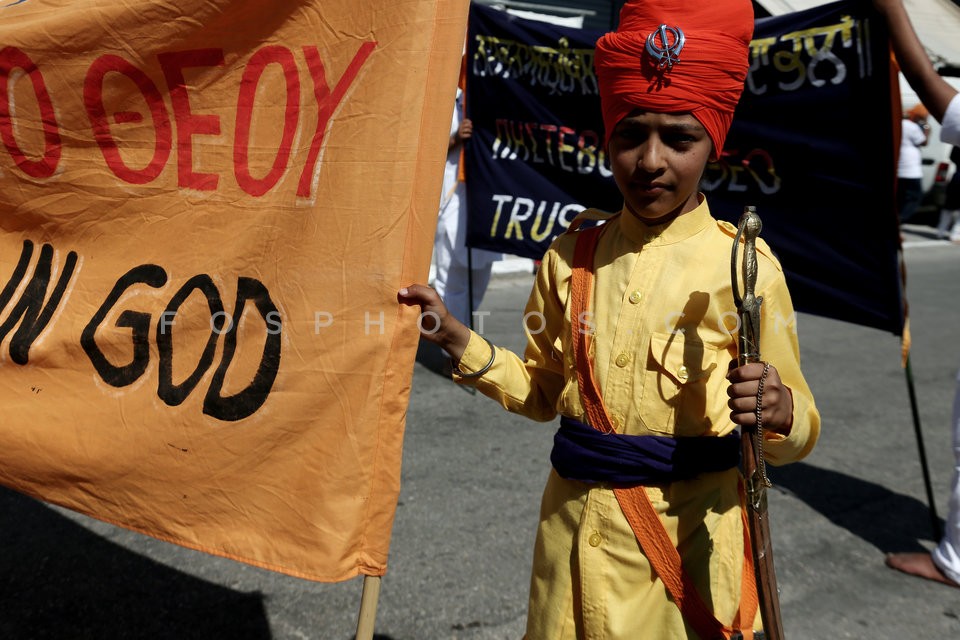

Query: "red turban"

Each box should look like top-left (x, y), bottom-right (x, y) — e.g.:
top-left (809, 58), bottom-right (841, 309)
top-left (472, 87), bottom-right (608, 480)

top-left (595, 0), bottom-right (754, 159)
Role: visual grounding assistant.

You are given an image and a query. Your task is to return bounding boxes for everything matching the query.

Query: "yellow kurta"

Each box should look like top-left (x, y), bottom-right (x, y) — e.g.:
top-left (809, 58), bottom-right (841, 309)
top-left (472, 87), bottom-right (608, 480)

top-left (455, 198), bottom-right (820, 639)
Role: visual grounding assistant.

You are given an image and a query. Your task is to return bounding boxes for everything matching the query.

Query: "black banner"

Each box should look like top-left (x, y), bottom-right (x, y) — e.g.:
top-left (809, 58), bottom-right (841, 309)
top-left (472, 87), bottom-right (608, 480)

top-left (465, 0), bottom-right (902, 335)
top-left (464, 4), bottom-right (620, 260)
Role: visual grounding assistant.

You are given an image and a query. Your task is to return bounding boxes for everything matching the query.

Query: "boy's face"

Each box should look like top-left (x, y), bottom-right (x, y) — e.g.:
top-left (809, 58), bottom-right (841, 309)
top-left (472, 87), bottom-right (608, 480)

top-left (608, 111), bottom-right (713, 225)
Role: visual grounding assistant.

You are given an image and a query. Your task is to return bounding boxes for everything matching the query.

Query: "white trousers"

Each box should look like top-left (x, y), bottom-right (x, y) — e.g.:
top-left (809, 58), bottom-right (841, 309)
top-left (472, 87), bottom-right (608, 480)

top-left (937, 208), bottom-right (960, 240)
top-left (433, 231), bottom-right (494, 329)
top-left (932, 366), bottom-right (960, 583)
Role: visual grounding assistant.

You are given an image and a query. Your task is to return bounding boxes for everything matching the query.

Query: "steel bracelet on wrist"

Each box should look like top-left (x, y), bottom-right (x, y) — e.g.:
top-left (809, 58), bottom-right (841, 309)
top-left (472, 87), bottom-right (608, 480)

top-left (454, 338), bottom-right (496, 378)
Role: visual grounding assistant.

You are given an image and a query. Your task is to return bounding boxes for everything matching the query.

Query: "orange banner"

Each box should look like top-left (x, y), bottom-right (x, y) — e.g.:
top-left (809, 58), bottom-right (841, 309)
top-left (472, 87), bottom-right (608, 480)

top-left (0, 0), bottom-right (466, 581)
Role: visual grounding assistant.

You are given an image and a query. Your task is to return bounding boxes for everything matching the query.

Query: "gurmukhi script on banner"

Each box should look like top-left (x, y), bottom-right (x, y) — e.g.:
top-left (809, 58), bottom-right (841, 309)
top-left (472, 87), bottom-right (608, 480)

top-left (0, 0), bottom-right (467, 581)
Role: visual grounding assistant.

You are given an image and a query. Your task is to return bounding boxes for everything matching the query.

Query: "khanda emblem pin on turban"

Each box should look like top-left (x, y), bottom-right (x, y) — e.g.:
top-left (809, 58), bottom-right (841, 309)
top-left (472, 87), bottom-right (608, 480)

top-left (645, 24), bottom-right (685, 70)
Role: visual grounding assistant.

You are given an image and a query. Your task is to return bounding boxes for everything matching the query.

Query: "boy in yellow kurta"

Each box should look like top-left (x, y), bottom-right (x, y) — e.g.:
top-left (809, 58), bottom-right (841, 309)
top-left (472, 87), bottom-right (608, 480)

top-left (400, 1), bottom-right (820, 637)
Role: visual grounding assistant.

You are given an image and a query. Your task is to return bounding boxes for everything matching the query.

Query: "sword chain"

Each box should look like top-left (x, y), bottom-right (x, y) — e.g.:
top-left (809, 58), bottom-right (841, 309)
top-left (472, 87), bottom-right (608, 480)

top-left (754, 361), bottom-right (773, 490)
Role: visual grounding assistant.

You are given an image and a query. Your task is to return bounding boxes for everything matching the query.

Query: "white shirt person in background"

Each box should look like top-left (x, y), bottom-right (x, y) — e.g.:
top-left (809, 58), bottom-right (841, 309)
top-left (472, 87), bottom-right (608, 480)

top-left (896, 103), bottom-right (929, 223)
top-left (432, 88), bottom-right (501, 333)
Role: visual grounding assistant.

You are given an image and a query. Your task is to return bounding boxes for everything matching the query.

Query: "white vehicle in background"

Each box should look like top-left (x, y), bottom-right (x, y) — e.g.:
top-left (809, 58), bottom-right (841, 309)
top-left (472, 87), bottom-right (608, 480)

top-left (919, 141), bottom-right (955, 224)
top-left (902, 70), bottom-right (960, 226)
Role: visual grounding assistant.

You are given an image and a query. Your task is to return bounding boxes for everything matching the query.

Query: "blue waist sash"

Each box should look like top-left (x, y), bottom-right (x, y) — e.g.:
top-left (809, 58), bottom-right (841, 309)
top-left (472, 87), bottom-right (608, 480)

top-left (550, 416), bottom-right (740, 485)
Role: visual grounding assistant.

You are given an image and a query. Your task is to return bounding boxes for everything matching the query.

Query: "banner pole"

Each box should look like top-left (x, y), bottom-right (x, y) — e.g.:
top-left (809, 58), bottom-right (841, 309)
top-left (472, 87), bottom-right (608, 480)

top-left (467, 247), bottom-right (475, 331)
top-left (904, 355), bottom-right (942, 540)
top-left (355, 575), bottom-right (382, 640)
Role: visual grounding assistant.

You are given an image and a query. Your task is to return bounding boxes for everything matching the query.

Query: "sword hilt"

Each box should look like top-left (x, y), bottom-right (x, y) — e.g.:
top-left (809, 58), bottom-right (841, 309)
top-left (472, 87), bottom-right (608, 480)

top-left (733, 206), bottom-right (763, 365)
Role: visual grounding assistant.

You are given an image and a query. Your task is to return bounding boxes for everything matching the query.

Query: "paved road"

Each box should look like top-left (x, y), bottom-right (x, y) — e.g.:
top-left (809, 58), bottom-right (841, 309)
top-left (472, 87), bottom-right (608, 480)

top-left (2, 228), bottom-right (959, 639)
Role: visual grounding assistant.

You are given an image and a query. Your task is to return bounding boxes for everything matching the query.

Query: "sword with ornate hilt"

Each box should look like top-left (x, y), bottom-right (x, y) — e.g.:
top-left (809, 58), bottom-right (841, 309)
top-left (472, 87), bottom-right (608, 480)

top-left (731, 205), bottom-right (784, 640)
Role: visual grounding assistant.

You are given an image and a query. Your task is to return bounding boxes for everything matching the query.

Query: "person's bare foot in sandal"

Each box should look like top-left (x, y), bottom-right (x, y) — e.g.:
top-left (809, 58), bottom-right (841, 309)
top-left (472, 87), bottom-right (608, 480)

top-left (885, 552), bottom-right (960, 588)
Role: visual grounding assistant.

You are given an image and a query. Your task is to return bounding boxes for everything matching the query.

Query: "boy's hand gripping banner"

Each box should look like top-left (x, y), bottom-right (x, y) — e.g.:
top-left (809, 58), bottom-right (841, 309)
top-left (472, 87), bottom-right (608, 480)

top-left (0, 0), bottom-right (467, 581)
